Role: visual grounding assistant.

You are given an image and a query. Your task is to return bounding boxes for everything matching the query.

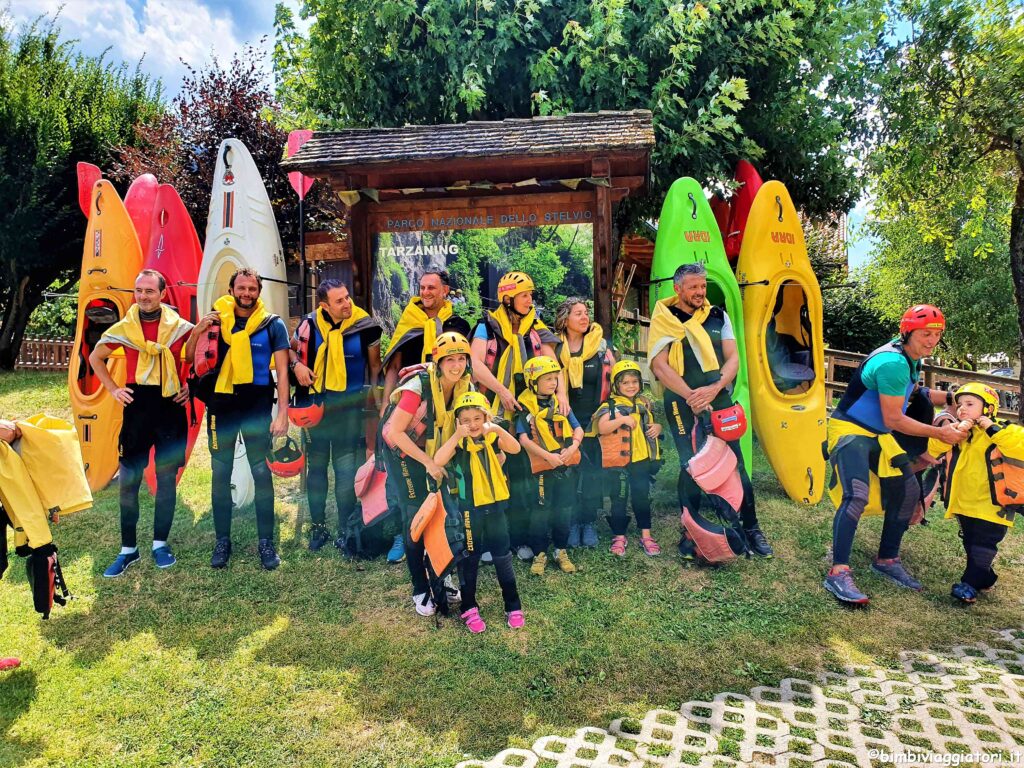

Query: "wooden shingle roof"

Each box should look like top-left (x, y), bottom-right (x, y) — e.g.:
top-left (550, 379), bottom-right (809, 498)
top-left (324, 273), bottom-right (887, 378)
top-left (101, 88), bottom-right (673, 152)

top-left (280, 110), bottom-right (654, 175)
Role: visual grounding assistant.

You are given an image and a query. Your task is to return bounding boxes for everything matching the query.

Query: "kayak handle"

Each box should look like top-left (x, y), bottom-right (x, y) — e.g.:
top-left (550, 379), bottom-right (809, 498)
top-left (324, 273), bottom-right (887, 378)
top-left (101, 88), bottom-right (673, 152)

top-left (223, 144), bottom-right (232, 169)
top-left (95, 191), bottom-right (103, 214)
top-left (87, 268), bottom-right (107, 275)
top-left (776, 195), bottom-right (783, 222)
top-left (688, 192), bottom-right (698, 220)
top-left (78, 414), bottom-right (98, 420)
top-left (736, 279), bottom-right (770, 287)
top-left (807, 466), bottom-right (814, 498)
top-left (160, 209), bottom-right (168, 227)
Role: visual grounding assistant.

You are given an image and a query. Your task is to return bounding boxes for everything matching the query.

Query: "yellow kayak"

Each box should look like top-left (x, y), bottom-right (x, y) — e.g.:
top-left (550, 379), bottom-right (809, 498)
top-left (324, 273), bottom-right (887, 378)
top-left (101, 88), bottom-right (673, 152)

top-left (68, 179), bottom-right (144, 491)
top-left (736, 181), bottom-right (826, 504)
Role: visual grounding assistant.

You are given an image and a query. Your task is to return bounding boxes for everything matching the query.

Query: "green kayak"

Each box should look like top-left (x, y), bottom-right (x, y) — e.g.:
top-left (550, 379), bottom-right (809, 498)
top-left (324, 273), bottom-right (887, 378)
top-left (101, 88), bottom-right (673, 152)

top-left (648, 177), bottom-right (752, 468)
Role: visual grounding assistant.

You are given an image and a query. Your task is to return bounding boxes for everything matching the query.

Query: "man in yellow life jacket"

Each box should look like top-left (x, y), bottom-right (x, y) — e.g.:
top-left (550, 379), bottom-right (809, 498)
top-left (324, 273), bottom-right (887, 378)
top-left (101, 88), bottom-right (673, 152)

top-left (186, 268), bottom-right (291, 571)
top-left (289, 278), bottom-right (382, 552)
top-left (927, 383), bottom-right (1023, 604)
top-left (89, 269), bottom-right (193, 577)
top-left (648, 263), bottom-right (773, 559)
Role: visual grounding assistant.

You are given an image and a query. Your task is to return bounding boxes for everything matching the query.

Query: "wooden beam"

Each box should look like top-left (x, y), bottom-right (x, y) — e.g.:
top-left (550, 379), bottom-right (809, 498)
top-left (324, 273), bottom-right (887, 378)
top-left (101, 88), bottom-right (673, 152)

top-left (592, 156), bottom-right (613, 336)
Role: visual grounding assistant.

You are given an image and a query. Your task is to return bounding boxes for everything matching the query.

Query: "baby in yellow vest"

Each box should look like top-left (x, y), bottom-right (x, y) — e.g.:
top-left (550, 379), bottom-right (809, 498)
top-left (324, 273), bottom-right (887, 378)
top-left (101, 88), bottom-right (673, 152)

top-left (928, 383), bottom-right (1024, 603)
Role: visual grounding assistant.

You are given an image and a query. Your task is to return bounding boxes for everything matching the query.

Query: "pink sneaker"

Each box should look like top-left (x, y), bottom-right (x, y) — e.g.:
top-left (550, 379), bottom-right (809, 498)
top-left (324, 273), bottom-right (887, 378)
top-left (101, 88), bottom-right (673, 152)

top-left (640, 535), bottom-right (661, 556)
top-left (461, 607), bottom-right (486, 634)
top-left (506, 610), bottom-right (525, 629)
top-left (610, 535), bottom-right (627, 556)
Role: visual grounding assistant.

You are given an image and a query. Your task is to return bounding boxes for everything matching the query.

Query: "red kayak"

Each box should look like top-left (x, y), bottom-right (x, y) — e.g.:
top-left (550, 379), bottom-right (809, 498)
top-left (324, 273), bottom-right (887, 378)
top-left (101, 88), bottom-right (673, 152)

top-left (125, 174), bottom-right (159, 253)
top-left (142, 184), bottom-right (204, 494)
top-left (724, 160), bottom-right (763, 265)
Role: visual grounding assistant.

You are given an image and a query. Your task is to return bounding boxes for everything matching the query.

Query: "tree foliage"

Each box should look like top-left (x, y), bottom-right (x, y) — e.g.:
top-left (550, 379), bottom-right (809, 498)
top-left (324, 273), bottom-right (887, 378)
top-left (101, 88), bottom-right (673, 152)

top-left (0, 13), bottom-right (161, 367)
top-left (111, 45), bottom-right (338, 263)
top-left (867, 0), bottom-right (1024, 376)
top-left (273, 0), bottom-right (884, 221)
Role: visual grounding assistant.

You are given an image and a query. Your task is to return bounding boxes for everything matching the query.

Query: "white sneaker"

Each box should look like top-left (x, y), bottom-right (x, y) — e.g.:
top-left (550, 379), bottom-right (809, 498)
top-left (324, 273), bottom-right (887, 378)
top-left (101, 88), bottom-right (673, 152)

top-left (413, 592), bottom-right (436, 617)
top-left (443, 574), bottom-right (461, 603)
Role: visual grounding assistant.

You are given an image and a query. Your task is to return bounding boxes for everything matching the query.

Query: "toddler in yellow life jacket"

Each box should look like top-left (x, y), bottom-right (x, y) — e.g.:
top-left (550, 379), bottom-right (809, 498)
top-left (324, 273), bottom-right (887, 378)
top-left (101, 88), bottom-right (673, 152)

top-left (928, 383), bottom-right (1024, 603)
top-left (593, 360), bottom-right (663, 557)
top-left (433, 392), bottom-right (524, 633)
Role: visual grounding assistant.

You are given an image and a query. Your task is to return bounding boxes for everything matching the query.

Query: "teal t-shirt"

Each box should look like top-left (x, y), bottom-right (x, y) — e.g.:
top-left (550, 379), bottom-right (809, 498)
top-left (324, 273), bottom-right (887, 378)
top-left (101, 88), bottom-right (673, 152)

top-left (861, 346), bottom-right (920, 396)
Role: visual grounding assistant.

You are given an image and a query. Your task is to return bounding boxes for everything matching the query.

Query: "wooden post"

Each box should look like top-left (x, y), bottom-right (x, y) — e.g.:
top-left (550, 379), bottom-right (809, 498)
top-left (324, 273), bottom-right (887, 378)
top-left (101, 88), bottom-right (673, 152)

top-left (592, 156), bottom-right (613, 337)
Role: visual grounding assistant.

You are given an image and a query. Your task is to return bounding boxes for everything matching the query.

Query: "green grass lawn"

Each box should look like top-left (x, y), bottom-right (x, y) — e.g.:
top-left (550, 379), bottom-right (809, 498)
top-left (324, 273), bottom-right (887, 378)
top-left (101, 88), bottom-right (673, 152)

top-left (2, 370), bottom-right (1022, 767)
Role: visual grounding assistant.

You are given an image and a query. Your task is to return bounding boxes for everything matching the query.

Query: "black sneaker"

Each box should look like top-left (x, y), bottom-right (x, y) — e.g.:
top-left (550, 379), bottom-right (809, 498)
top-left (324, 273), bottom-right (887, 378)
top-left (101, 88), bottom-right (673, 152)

top-left (211, 537), bottom-right (232, 569)
top-left (678, 536), bottom-right (697, 561)
top-left (258, 539), bottom-right (280, 571)
top-left (744, 527), bottom-right (774, 558)
top-left (308, 524), bottom-right (331, 552)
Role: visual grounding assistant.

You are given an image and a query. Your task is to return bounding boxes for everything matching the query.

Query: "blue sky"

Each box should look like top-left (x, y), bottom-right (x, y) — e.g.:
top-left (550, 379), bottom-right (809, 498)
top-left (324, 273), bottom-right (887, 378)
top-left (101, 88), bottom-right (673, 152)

top-left (5, 0), bottom-right (307, 98)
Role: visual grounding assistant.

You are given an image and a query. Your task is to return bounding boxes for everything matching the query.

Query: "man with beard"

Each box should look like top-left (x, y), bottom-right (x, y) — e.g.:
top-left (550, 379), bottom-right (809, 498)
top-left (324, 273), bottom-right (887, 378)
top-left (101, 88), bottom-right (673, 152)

top-left (186, 268), bottom-right (290, 571)
top-left (648, 262), bottom-right (774, 559)
top-left (90, 269), bottom-right (194, 576)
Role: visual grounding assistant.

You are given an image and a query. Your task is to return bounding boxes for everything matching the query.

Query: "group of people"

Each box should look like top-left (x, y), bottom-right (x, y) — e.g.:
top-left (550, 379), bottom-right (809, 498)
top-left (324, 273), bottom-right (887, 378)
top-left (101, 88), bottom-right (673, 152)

top-left (85, 261), bottom-right (1019, 634)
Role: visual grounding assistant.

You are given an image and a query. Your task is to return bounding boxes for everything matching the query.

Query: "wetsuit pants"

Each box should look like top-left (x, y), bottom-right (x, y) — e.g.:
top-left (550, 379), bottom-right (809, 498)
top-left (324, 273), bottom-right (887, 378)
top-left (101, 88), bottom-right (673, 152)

top-left (957, 515), bottom-right (1008, 590)
top-left (458, 502), bottom-right (521, 614)
top-left (664, 390), bottom-right (759, 529)
top-left (830, 434), bottom-right (919, 566)
top-left (385, 452), bottom-right (432, 596)
top-left (207, 385), bottom-right (275, 541)
top-left (305, 392), bottom-right (363, 532)
top-left (118, 386), bottom-right (187, 548)
top-left (505, 452), bottom-right (533, 547)
top-left (528, 467), bottom-right (576, 553)
top-left (609, 460), bottom-right (655, 535)
top-left (573, 437), bottom-right (606, 526)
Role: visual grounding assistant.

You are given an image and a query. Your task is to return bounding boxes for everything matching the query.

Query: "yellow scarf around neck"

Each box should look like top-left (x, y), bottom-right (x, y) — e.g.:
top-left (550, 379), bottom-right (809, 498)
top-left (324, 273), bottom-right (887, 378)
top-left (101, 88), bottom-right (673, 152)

top-left (214, 295), bottom-right (270, 394)
top-left (489, 306), bottom-right (548, 416)
top-left (518, 390), bottom-right (573, 451)
top-left (646, 296), bottom-right (719, 377)
top-left (426, 367), bottom-right (472, 456)
top-left (559, 324), bottom-right (604, 390)
top-left (312, 304), bottom-right (370, 394)
top-left (386, 297), bottom-right (453, 364)
top-left (100, 304), bottom-right (192, 398)
top-left (459, 432), bottom-right (509, 507)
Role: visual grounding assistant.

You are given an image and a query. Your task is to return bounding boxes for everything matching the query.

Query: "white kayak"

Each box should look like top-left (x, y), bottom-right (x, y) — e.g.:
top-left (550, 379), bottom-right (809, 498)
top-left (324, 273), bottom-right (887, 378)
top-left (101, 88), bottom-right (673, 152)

top-left (200, 138), bottom-right (290, 508)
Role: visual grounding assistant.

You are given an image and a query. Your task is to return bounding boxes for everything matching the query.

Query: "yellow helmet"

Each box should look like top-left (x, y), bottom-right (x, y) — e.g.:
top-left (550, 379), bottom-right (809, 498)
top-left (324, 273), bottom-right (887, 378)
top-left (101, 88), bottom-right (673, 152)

top-left (611, 359), bottom-right (643, 393)
top-left (955, 382), bottom-right (999, 417)
top-left (432, 331), bottom-right (471, 362)
top-left (454, 391), bottom-right (491, 415)
top-left (523, 355), bottom-right (561, 392)
top-left (497, 271), bottom-right (535, 304)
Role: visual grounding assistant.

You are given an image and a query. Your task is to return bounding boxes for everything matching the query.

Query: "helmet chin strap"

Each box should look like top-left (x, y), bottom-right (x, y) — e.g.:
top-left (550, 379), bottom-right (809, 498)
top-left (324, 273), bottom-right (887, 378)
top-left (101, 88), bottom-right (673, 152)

top-left (504, 297), bottom-right (526, 319)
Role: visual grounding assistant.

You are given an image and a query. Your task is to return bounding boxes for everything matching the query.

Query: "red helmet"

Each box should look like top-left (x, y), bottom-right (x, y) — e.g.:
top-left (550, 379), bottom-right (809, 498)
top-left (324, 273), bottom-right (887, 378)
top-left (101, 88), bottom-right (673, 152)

top-left (267, 436), bottom-right (305, 477)
top-left (289, 391), bottom-right (324, 428)
top-left (900, 304), bottom-right (945, 335)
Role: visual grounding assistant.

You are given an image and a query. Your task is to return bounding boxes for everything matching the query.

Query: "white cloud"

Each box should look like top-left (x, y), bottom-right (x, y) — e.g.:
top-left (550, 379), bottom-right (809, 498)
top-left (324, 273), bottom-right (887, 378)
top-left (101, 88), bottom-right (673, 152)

top-left (6, 0), bottom-right (250, 97)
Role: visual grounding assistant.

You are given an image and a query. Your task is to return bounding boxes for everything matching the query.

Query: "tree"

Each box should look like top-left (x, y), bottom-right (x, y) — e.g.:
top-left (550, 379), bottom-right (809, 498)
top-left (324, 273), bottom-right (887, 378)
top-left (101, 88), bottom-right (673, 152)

top-left (0, 13), bottom-right (161, 368)
top-left (869, 0), bottom-right (1024, 403)
top-left (111, 45), bottom-right (338, 265)
top-left (272, 0), bottom-right (884, 227)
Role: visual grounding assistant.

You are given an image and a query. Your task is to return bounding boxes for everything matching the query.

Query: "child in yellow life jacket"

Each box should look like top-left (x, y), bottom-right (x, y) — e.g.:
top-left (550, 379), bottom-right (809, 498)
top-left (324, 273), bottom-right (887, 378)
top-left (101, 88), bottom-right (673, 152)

top-left (516, 356), bottom-right (585, 575)
top-left (593, 360), bottom-right (663, 556)
top-left (928, 383), bottom-right (1024, 603)
top-left (434, 392), bottom-right (524, 633)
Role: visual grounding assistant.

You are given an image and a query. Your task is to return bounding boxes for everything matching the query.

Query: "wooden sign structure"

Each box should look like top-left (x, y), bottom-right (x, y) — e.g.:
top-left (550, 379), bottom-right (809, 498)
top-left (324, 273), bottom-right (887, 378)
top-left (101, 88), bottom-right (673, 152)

top-left (280, 111), bottom-right (654, 334)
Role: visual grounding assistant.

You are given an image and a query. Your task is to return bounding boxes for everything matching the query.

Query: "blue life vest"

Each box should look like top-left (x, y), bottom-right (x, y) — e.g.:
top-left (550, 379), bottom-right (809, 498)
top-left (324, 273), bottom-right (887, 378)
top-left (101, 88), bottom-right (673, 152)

top-left (834, 340), bottom-right (917, 434)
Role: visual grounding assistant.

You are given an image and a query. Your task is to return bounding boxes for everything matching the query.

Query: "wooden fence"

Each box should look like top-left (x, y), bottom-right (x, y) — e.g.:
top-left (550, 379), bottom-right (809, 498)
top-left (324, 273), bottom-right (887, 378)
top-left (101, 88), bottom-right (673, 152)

top-left (825, 348), bottom-right (1021, 423)
top-left (15, 337), bottom-right (74, 372)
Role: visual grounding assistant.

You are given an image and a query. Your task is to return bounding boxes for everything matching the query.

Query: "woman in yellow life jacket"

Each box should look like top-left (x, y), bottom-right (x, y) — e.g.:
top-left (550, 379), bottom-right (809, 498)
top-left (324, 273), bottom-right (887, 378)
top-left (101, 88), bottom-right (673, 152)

top-left (594, 361), bottom-right (663, 556)
top-left (434, 392), bottom-right (524, 633)
top-left (927, 382), bottom-right (1024, 603)
top-left (515, 356), bottom-right (584, 575)
top-left (554, 298), bottom-right (615, 549)
top-left (384, 331), bottom-right (474, 617)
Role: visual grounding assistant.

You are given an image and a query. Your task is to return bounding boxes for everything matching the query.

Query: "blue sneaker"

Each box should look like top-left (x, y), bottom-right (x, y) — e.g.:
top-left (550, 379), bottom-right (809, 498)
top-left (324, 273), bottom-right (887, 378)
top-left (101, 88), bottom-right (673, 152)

top-left (871, 558), bottom-right (923, 591)
top-left (581, 523), bottom-right (599, 548)
top-left (103, 550), bottom-right (141, 578)
top-left (386, 534), bottom-right (406, 563)
top-left (152, 545), bottom-right (176, 569)
top-left (951, 582), bottom-right (978, 604)
top-left (566, 524), bottom-right (581, 549)
top-left (823, 568), bottom-right (870, 605)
